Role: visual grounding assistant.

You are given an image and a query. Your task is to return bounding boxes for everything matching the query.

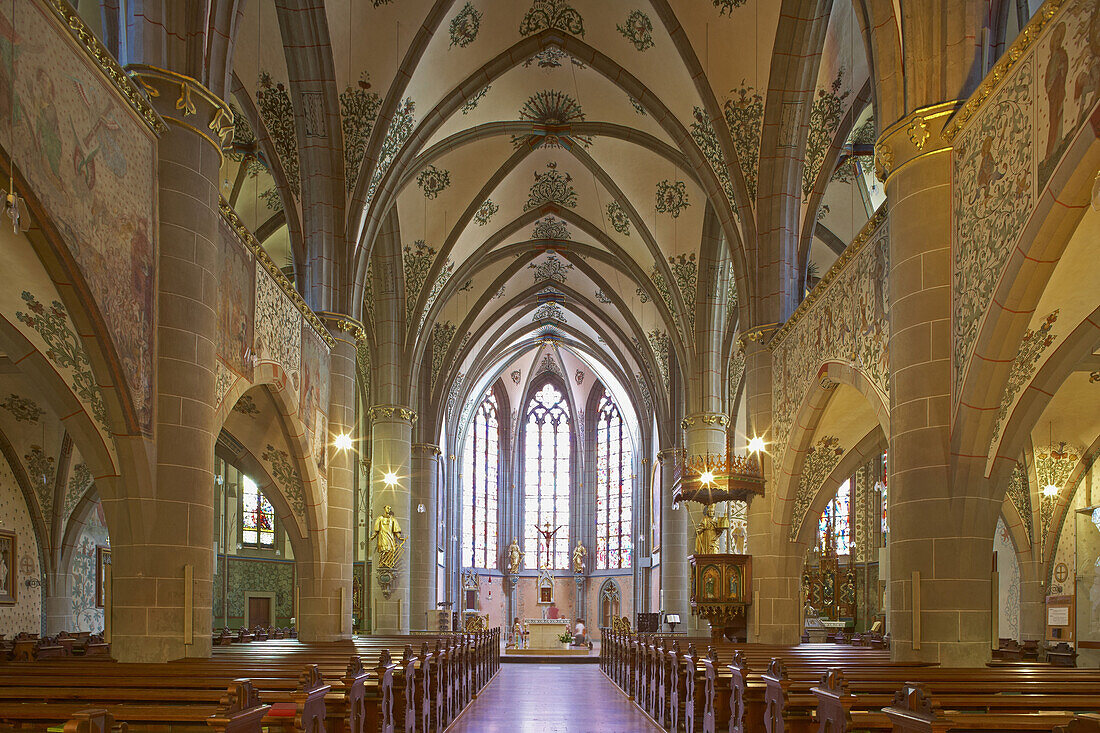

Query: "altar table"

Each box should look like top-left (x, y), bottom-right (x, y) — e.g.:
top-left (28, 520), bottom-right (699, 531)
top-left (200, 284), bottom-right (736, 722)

top-left (525, 618), bottom-right (570, 649)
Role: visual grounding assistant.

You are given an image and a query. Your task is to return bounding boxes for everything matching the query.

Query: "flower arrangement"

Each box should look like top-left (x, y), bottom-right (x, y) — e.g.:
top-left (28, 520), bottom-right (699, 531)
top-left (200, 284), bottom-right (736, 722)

top-left (557, 631), bottom-right (574, 645)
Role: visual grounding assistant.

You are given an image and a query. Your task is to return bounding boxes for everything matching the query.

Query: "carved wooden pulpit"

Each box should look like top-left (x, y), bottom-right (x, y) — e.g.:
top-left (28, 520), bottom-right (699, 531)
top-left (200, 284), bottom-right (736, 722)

top-left (689, 553), bottom-right (752, 642)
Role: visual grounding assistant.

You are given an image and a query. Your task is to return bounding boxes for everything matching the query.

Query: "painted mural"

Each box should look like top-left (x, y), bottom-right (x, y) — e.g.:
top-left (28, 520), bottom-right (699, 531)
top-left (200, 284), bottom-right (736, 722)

top-left (951, 0), bottom-right (1100, 396)
top-left (1036, 1), bottom-right (1100, 191)
top-left (70, 502), bottom-right (108, 633)
top-left (213, 556), bottom-right (295, 626)
top-left (770, 213), bottom-right (890, 463)
top-left (994, 517), bottom-right (1021, 641)
top-left (0, 1), bottom-right (156, 433)
top-left (300, 322), bottom-right (330, 479)
top-left (0, 456), bottom-right (41, 636)
top-left (216, 218), bottom-right (256, 405)
top-left (952, 56), bottom-right (1035, 395)
top-left (253, 262), bottom-right (302, 392)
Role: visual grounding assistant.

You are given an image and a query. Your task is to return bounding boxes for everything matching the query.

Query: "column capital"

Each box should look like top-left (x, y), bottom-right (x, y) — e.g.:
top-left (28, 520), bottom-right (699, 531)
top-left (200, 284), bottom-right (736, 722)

top-left (656, 447), bottom-right (686, 463)
top-left (128, 64), bottom-right (233, 156)
top-left (680, 413), bottom-right (730, 431)
top-left (317, 312), bottom-right (368, 345)
top-left (412, 443), bottom-right (442, 456)
top-left (875, 100), bottom-right (962, 185)
top-left (369, 404), bottom-right (418, 424)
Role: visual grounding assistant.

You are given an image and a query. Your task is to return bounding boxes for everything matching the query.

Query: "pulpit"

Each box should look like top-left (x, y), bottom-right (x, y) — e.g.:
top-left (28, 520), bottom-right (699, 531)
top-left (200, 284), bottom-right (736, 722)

top-left (689, 553), bottom-right (752, 642)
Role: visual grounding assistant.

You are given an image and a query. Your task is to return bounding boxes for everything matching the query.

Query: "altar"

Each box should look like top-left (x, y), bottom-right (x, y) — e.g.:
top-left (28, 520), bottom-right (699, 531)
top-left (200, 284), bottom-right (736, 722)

top-left (525, 618), bottom-right (570, 650)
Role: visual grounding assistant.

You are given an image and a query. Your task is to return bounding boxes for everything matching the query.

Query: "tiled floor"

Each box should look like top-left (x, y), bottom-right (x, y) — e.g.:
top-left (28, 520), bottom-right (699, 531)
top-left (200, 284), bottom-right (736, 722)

top-left (448, 664), bottom-right (661, 732)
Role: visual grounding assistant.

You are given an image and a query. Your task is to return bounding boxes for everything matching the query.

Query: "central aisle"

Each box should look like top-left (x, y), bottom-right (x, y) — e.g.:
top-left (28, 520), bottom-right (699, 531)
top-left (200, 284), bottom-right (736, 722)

top-left (448, 663), bottom-right (662, 732)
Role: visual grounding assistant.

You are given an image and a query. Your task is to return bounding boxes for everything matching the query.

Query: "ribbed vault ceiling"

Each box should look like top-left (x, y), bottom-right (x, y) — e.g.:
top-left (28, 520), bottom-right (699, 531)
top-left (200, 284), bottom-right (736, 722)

top-left (204, 0), bottom-right (882, 424)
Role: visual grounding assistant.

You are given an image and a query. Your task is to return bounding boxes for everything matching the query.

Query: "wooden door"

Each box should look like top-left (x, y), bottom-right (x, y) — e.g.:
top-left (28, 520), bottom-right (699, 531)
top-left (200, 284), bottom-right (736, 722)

top-left (248, 597), bottom-right (271, 627)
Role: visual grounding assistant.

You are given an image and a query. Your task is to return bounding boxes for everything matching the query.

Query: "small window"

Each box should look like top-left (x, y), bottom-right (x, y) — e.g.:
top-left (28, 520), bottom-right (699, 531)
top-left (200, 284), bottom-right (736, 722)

top-left (242, 476), bottom-right (275, 548)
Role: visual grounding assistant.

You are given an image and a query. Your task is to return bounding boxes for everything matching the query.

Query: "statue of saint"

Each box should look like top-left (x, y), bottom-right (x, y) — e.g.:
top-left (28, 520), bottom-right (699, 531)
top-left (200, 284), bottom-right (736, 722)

top-left (693, 505), bottom-right (728, 554)
top-left (507, 537), bottom-right (524, 575)
top-left (572, 541), bottom-right (587, 574)
top-left (371, 505), bottom-right (405, 567)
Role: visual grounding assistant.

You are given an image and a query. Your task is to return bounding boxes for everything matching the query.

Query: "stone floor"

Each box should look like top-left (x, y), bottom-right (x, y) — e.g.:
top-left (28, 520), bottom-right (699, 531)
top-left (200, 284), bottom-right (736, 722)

top-left (448, 663), bottom-right (661, 732)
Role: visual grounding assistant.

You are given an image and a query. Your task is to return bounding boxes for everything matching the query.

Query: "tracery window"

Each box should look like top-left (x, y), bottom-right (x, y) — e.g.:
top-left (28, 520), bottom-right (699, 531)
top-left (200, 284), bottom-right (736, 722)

top-left (817, 478), bottom-right (852, 556)
top-left (461, 390), bottom-right (499, 569)
top-left (242, 475), bottom-right (275, 548)
top-left (595, 390), bottom-right (633, 569)
top-left (523, 382), bottom-right (571, 569)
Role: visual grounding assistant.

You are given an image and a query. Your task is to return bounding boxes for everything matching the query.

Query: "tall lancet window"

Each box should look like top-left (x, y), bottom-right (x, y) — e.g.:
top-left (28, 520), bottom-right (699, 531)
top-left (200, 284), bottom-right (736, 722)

top-left (461, 390), bottom-right (499, 568)
top-left (596, 390), bottom-right (633, 569)
top-left (817, 478), bottom-right (852, 556)
top-left (524, 382), bottom-right (571, 569)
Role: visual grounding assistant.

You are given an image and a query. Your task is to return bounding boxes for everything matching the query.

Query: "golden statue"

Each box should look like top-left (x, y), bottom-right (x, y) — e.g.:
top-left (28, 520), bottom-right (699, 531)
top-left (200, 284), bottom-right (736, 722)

top-left (507, 537), bottom-right (524, 575)
top-left (693, 505), bottom-right (728, 554)
top-left (371, 505), bottom-right (405, 568)
top-left (572, 541), bottom-right (587, 574)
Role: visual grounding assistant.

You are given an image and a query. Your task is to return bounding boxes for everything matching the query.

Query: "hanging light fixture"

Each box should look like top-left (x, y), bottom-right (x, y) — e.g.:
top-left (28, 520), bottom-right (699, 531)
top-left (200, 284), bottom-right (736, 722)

top-left (673, 431), bottom-right (766, 506)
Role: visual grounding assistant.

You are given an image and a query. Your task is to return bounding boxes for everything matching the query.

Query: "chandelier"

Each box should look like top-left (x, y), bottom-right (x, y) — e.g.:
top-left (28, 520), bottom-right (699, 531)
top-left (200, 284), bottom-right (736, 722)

top-left (673, 435), bottom-right (766, 506)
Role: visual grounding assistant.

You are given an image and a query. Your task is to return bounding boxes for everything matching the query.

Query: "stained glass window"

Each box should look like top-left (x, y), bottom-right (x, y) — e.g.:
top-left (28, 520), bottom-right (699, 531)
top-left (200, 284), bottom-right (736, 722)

top-left (881, 450), bottom-right (889, 536)
top-left (817, 478), bottom-right (852, 556)
top-left (524, 382), bottom-right (571, 569)
top-left (596, 390), bottom-right (633, 569)
top-left (461, 390), bottom-right (499, 568)
top-left (242, 475), bottom-right (275, 547)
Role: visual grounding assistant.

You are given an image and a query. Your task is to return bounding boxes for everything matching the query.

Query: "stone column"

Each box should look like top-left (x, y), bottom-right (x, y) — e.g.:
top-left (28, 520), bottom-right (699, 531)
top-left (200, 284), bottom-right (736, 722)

top-left (368, 405), bottom-right (415, 632)
top-left (1017, 557), bottom-right (1045, 644)
top-left (743, 338), bottom-right (801, 644)
top-left (295, 315), bottom-right (359, 642)
top-left (657, 448), bottom-right (688, 628)
top-left (109, 67), bottom-right (228, 661)
top-left (44, 571), bottom-right (74, 635)
top-left (410, 443), bottom-right (441, 629)
top-left (877, 104), bottom-right (999, 665)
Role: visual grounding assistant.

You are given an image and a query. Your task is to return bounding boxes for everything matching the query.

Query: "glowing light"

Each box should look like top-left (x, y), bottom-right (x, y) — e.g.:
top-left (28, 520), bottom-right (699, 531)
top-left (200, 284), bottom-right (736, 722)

top-left (333, 433), bottom-right (354, 451)
top-left (1042, 484), bottom-right (1059, 498)
top-left (383, 471), bottom-right (400, 487)
top-left (700, 470), bottom-right (715, 485)
top-left (747, 436), bottom-right (767, 454)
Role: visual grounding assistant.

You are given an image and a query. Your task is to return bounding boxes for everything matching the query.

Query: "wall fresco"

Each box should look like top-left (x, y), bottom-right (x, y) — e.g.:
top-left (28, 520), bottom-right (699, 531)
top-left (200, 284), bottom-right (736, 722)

top-left (952, 56), bottom-right (1034, 394)
top-left (770, 216), bottom-right (889, 463)
top-left (300, 322), bottom-right (330, 479)
top-left (70, 502), bottom-right (108, 633)
top-left (994, 517), bottom-right (1021, 640)
top-left (0, 457), bottom-right (41, 636)
top-left (0, 1), bottom-right (156, 433)
top-left (253, 263), bottom-right (302, 393)
top-left (217, 219), bottom-right (255, 405)
top-left (951, 0), bottom-right (1100, 396)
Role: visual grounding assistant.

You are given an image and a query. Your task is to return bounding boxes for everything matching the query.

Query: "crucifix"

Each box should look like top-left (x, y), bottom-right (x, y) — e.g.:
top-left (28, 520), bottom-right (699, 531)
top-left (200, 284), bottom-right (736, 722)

top-left (534, 521), bottom-right (563, 568)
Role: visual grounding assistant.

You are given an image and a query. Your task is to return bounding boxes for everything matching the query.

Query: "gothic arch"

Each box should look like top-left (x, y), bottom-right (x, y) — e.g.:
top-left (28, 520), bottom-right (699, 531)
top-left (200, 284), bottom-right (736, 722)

top-left (773, 361), bottom-right (890, 536)
top-left (953, 107), bottom-right (1100, 488)
top-left (215, 363), bottom-right (328, 552)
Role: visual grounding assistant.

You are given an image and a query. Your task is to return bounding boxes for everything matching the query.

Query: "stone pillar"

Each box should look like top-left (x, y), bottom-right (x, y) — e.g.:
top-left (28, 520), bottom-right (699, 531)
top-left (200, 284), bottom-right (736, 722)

top-left (658, 448), bottom-right (688, 627)
top-left (410, 443), bottom-right (441, 628)
top-left (368, 405), bottom-right (415, 632)
top-left (296, 315), bottom-right (359, 642)
top-left (877, 104), bottom-right (999, 665)
top-left (1018, 558), bottom-right (1045, 643)
top-left (743, 338), bottom-right (801, 644)
top-left (44, 571), bottom-right (74, 635)
top-left (109, 67), bottom-right (228, 661)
